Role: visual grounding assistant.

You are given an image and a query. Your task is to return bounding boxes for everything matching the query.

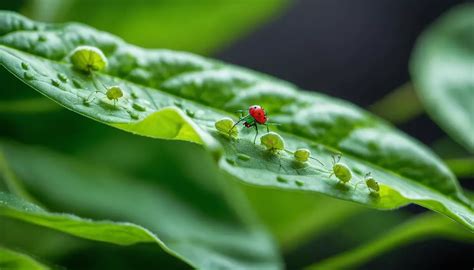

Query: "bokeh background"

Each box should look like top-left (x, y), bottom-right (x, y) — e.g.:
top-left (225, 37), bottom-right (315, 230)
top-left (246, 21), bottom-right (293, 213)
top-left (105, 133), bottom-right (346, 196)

top-left (1, 0), bottom-right (472, 269)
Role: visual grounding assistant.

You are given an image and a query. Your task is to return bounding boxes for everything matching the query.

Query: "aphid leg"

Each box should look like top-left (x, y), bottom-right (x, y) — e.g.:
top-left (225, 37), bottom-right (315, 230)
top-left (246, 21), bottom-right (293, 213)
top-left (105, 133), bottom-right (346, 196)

top-left (309, 156), bottom-right (326, 167)
top-left (253, 123), bottom-right (259, 144)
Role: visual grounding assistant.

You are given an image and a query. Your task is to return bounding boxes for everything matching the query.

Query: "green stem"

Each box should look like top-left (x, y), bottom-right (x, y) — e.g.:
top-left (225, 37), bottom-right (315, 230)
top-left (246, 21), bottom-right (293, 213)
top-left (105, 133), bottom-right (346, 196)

top-left (369, 82), bottom-right (424, 124)
top-left (305, 213), bottom-right (473, 270)
top-left (0, 97), bottom-right (60, 114)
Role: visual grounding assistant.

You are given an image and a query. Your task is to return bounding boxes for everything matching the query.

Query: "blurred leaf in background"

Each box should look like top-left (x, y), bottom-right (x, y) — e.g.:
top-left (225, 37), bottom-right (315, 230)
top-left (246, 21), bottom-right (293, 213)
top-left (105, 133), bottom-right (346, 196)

top-left (411, 4), bottom-right (474, 153)
top-left (21, 0), bottom-right (288, 54)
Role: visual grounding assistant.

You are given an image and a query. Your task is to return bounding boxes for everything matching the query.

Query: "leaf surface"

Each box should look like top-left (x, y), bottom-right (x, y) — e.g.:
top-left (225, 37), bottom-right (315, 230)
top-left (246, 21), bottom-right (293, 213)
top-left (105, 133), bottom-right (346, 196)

top-left (0, 12), bottom-right (472, 230)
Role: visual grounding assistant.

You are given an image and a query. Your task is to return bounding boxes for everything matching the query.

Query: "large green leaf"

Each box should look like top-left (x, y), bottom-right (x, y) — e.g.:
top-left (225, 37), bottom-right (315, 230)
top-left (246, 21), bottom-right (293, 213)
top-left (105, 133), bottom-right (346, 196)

top-left (411, 4), bottom-right (474, 152)
top-left (0, 12), bottom-right (472, 230)
top-left (23, 0), bottom-right (288, 54)
top-left (0, 141), bottom-right (282, 269)
top-left (0, 246), bottom-right (49, 270)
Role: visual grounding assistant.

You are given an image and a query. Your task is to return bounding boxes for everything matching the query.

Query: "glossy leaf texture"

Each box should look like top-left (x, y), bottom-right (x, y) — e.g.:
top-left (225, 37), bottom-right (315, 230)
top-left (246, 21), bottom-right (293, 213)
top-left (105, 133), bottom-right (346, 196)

top-left (0, 12), bottom-right (472, 230)
top-left (0, 141), bottom-right (282, 269)
top-left (411, 4), bottom-right (474, 152)
top-left (0, 246), bottom-right (50, 270)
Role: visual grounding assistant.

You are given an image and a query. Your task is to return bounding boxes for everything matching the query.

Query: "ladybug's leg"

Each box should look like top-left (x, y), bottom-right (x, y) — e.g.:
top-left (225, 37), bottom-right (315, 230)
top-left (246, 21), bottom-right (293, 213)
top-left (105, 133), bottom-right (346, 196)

top-left (229, 117), bottom-right (245, 135)
top-left (253, 123), bottom-right (258, 144)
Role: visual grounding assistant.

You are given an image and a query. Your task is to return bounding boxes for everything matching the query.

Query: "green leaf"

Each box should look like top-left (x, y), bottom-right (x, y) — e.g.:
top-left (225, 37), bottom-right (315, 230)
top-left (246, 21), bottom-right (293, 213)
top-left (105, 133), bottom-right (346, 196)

top-left (411, 4), bottom-right (474, 152)
top-left (23, 0), bottom-right (288, 54)
top-left (0, 141), bottom-right (282, 270)
top-left (0, 11), bottom-right (472, 230)
top-left (305, 213), bottom-right (474, 270)
top-left (0, 246), bottom-right (49, 270)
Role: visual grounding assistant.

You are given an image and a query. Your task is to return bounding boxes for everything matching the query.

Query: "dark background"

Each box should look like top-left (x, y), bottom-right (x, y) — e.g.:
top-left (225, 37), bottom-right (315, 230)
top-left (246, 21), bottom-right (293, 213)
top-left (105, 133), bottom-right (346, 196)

top-left (1, 0), bottom-right (472, 269)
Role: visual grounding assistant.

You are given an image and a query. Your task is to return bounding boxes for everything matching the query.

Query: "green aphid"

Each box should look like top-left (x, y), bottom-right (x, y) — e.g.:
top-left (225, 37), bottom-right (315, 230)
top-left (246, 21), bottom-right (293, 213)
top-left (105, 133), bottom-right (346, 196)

top-left (365, 172), bottom-right (380, 193)
top-left (329, 154), bottom-right (352, 184)
top-left (69, 46), bottom-right (108, 73)
top-left (215, 118), bottom-right (238, 138)
top-left (260, 132), bottom-right (285, 152)
top-left (106, 86), bottom-right (124, 101)
top-left (294, 148), bottom-right (310, 162)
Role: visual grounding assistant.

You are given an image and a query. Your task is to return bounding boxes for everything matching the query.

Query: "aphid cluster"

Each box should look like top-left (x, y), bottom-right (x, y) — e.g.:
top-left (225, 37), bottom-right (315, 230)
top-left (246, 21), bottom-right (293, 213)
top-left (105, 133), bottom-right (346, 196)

top-left (214, 106), bottom-right (382, 196)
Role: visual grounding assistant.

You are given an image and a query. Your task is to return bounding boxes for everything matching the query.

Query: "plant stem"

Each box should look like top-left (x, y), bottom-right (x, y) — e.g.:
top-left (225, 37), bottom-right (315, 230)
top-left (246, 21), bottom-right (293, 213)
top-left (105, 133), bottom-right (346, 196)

top-left (304, 213), bottom-right (473, 270)
top-left (369, 82), bottom-right (424, 124)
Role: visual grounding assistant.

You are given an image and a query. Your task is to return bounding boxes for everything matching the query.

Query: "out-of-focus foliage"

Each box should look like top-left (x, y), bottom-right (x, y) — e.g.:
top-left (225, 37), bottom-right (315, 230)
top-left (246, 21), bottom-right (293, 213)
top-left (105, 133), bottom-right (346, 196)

top-left (0, 246), bottom-right (49, 270)
top-left (411, 4), bottom-right (474, 153)
top-left (306, 213), bottom-right (474, 270)
top-left (22, 0), bottom-right (288, 54)
top-left (0, 12), bottom-right (472, 230)
top-left (0, 140), bottom-right (282, 269)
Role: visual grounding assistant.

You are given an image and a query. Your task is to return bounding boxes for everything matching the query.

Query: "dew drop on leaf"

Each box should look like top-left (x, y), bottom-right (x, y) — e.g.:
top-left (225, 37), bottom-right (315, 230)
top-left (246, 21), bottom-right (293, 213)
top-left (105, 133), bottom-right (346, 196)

top-left (276, 175), bottom-right (289, 183)
top-left (21, 62), bottom-right (29, 70)
top-left (57, 73), bottom-right (68, 83)
top-left (132, 102), bottom-right (147, 112)
top-left (237, 153), bottom-right (251, 161)
top-left (23, 72), bottom-right (33, 80)
top-left (51, 79), bottom-right (60, 87)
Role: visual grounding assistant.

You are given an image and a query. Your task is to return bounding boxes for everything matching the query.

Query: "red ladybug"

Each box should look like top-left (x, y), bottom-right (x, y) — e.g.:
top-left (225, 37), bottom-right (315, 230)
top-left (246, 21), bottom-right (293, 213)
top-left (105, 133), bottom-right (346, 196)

top-left (230, 105), bottom-right (274, 143)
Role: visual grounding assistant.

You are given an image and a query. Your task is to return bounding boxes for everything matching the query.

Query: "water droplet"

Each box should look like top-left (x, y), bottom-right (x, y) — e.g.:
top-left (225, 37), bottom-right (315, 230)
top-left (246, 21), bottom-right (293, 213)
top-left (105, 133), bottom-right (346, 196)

top-left (51, 79), bottom-right (60, 87)
top-left (186, 109), bottom-right (195, 117)
top-left (276, 175), bottom-right (288, 183)
top-left (72, 79), bottom-right (82, 88)
top-left (82, 98), bottom-right (91, 106)
top-left (57, 73), bottom-right (68, 83)
top-left (38, 34), bottom-right (47, 42)
top-left (173, 100), bottom-right (183, 108)
top-left (132, 102), bottom-right (147, 112)
top-left (23, 72), bottom-right (33, 80)
top-left (128, 111), bottom-right (139, 119)
top-left (295, 180), bottom-right (304, 186)
top-left (237, 153), bottom-right (250, 161)
top-left (225, 157), bottom-right (235, 165)
top-left (21, 62), bottom-right (29, 70)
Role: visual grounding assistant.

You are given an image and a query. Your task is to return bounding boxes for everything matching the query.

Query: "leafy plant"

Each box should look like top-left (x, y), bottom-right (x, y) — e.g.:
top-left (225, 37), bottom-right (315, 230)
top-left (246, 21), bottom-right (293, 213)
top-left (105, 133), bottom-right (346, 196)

top-left (0, 5), bottom-right (473, 270)
top-left (0, 11), bottom-right (472, 231)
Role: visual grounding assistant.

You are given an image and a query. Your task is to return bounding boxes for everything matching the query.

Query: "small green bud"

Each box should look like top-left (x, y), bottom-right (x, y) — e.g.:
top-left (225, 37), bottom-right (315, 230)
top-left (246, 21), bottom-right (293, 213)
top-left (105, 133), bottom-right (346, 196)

top-left (294, 148), bottom-right (310, 162)
top-left (333, 163), bottom-right (352, 183)
top-left (260, 132), bottom-right (285, 151)
top-left (106, 86), bottom-right (124, 100)
top-left (215, 117), bottom-right (238, 138)
top-left (69, 45), bottom-right (108, 72)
